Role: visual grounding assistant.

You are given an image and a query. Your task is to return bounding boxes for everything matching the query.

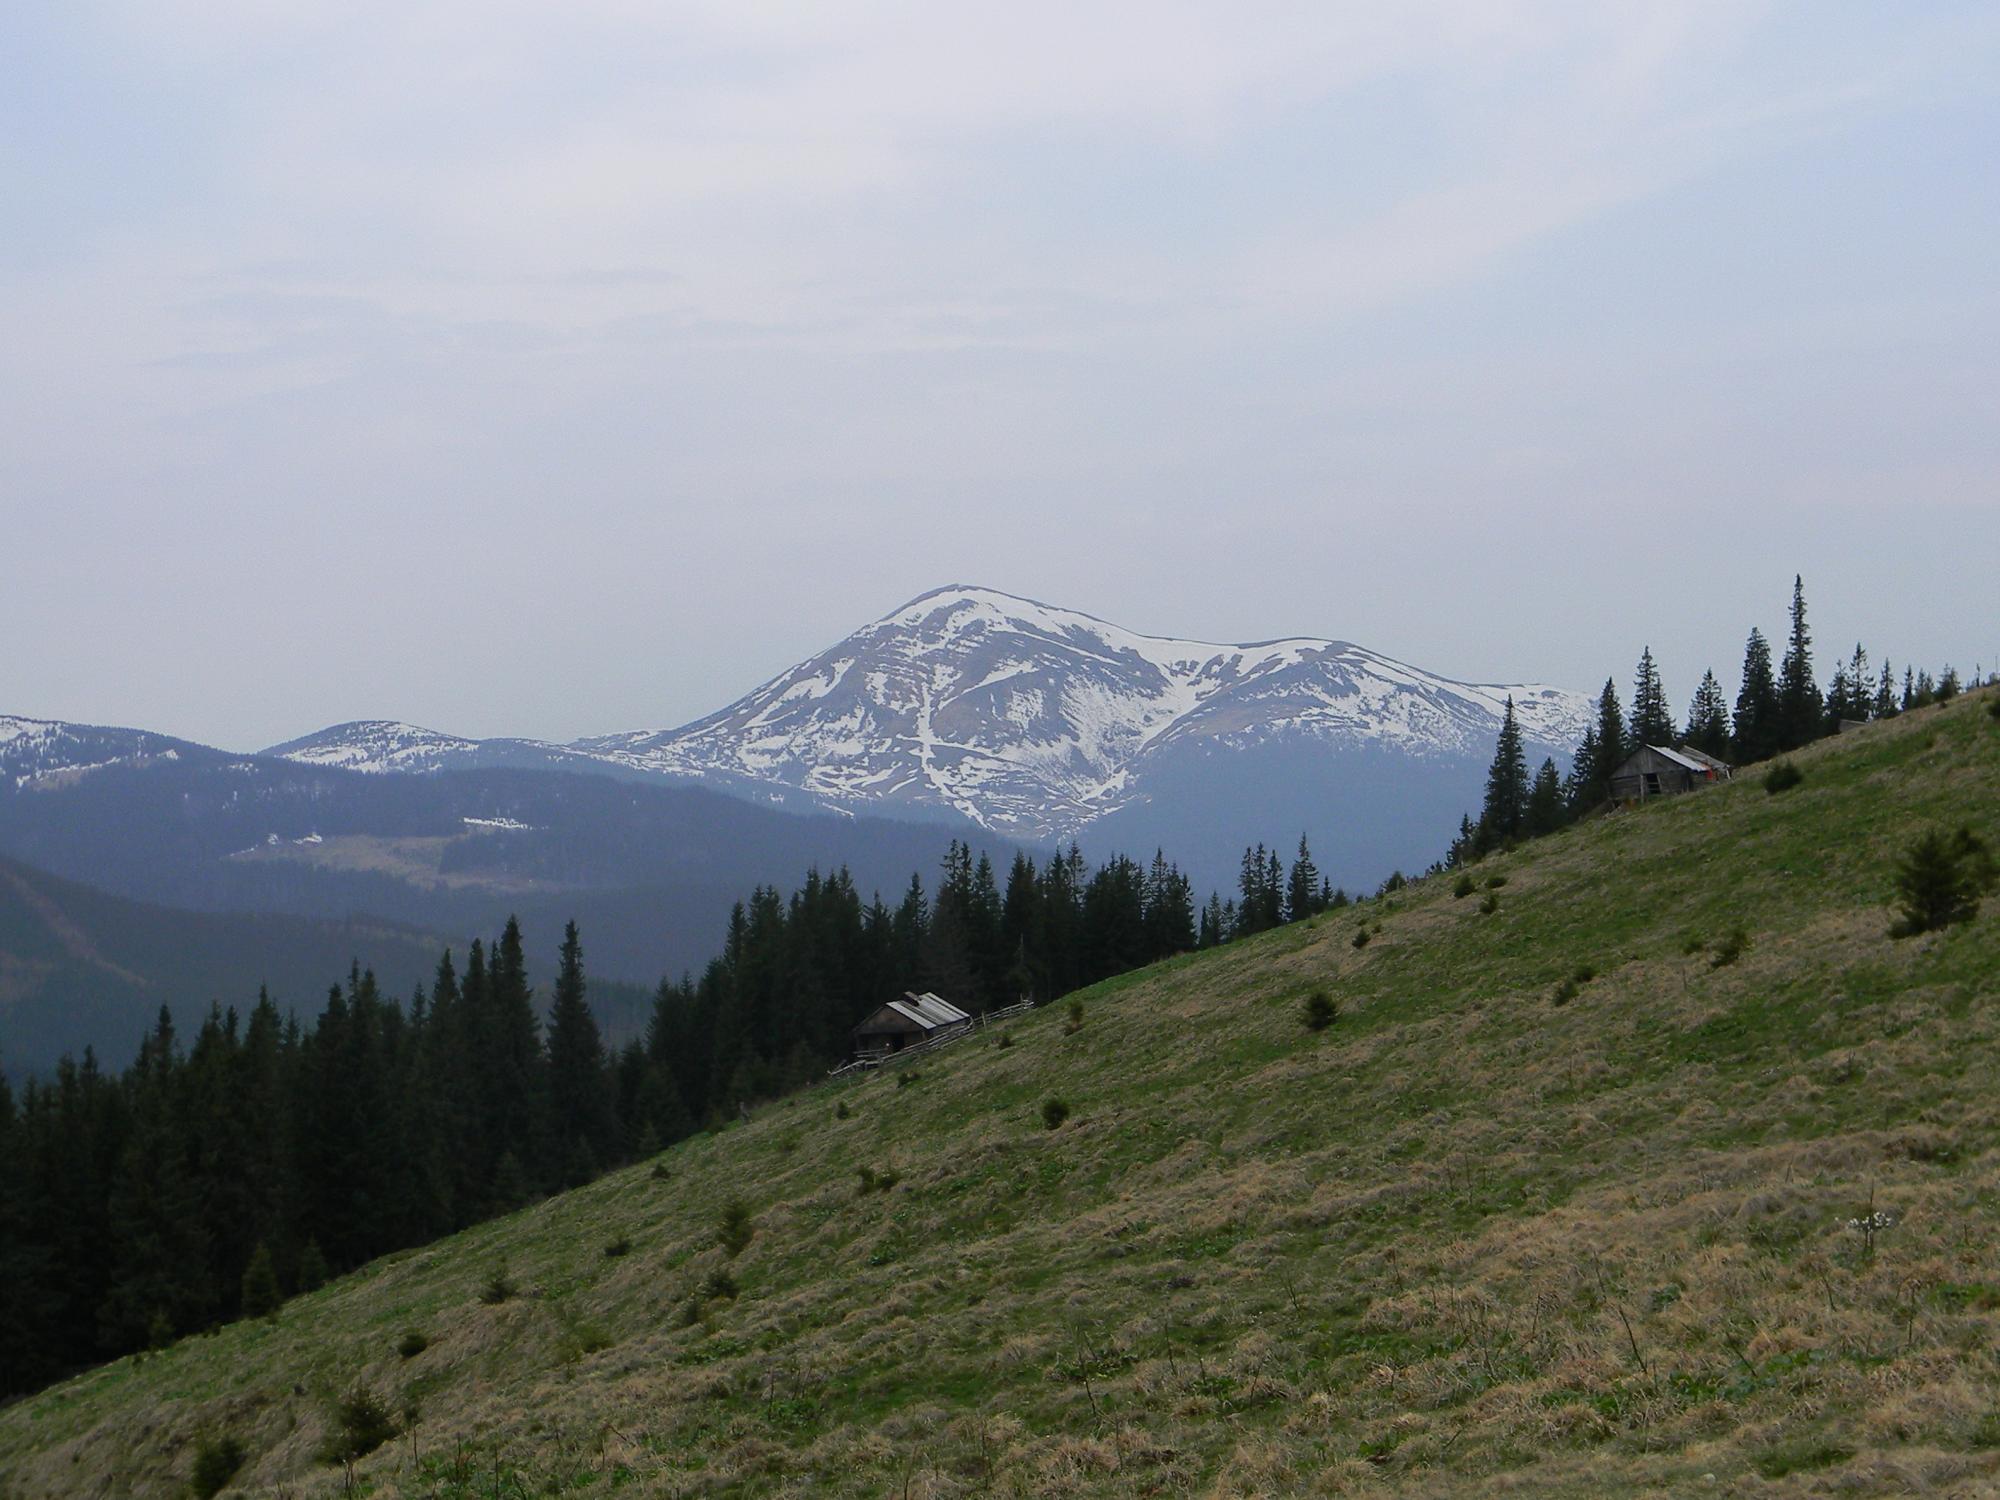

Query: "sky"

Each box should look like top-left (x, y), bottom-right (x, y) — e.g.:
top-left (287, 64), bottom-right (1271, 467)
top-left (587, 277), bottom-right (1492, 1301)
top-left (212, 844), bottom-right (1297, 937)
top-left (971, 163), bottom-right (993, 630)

top-left (3, 2), bottom-right (1997, 751)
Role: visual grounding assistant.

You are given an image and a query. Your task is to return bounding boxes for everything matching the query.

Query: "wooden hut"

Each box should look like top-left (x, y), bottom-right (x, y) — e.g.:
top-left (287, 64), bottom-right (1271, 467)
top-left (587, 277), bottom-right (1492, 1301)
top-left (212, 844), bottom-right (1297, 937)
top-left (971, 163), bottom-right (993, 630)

top-left (1609, 744), bottom-right (1732, 802)
top-left (850, 991), bottom-right (971, 1059)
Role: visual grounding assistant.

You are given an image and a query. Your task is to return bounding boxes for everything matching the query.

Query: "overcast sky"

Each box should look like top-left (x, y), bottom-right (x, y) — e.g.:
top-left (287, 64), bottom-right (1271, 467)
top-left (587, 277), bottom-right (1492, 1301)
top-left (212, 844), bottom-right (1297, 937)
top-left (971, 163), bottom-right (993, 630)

top-left (4, 2), bottom-right (1997, 750)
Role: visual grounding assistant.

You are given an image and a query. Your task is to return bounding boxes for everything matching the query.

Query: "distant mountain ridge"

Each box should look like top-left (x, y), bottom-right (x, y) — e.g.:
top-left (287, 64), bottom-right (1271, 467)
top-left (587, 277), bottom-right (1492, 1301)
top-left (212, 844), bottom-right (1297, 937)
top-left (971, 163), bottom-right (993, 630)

top-left (258, 587), bottom-right (1591, 844)
top-left (5, 589), bottom-right (1591, 1002)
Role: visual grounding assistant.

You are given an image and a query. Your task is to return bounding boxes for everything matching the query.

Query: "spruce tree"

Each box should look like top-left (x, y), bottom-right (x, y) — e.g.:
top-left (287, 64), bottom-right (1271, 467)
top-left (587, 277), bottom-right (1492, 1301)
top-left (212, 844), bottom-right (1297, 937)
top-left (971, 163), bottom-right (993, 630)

top-left (1594, 679), bottom-right (1627, 777)
top-left (295, 1239), bottom-right (329, 1294)
top-left (240, 1241), bottom-right (282, 1319)
top-left (1733, 628), bottom-right (1780, 762)
top-left (1565, 722), bottom-right (1602, 813)
top-left (1237, 846), bottom-right (1271, 936)
top-left (544, 921), bottom-right (616, 1187)
top-left (1284, 835), bottom-right (1321, 922)
top-left (1478, 696), bottom-right (1530, 846)
top-left (1775, 574), bottom-right (1823, 750)
top-left (1525, 758), bottom-right (1564, 837)
top-left (1846, 644), bottom-right (1871, 722)
top-left (1684, 670), bottom-right (1731, 759)
top-left (486, 918), bottom-right (545, 1199)
top-left (1631, 647), bottom-right (1673, 748)
top-left (1874, 660), bottom-right (1899, 719)
top-left (1198, 894), bottom-right (1225, 949)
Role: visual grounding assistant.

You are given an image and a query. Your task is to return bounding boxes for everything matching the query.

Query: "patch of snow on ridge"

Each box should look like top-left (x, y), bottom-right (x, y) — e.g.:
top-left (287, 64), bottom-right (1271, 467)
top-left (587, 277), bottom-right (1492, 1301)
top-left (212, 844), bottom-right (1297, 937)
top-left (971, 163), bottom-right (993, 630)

top-left (19, 586), bottom-right (1593, 847)
top-left (267, 720), bottom-right (485, 774)
top-left (0, 716), bottom-right (48, 747)
top-left (553, 584), bottom-right (1595, 839)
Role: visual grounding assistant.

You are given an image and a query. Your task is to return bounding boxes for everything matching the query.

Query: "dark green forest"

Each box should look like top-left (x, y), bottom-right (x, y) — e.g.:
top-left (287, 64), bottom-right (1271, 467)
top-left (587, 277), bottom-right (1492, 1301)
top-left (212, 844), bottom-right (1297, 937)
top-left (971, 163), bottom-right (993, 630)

top-left (0, 835), bottom-right (1351, 1396)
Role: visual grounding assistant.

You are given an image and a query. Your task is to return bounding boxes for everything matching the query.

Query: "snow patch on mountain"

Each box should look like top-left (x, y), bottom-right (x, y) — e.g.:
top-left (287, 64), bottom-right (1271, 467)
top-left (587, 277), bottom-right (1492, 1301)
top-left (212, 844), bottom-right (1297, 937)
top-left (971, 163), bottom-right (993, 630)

top-left (260, 720), bottom-right (492, 774)
top-left (23, 588), bottom-right (1594, 847)
top-left (570, 586), bottom-right (1594, 839)
top-left (1, 717), bottom-right (204, 789)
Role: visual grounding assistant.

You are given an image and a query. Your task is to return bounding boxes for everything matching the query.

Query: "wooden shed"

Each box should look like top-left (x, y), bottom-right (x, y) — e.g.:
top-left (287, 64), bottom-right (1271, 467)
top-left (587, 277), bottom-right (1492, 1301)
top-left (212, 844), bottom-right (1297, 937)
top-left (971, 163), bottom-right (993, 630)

top-left (1609, 744), bottom-right (1732, 802)
top-left (851, 991), bottom-right (971, 1059)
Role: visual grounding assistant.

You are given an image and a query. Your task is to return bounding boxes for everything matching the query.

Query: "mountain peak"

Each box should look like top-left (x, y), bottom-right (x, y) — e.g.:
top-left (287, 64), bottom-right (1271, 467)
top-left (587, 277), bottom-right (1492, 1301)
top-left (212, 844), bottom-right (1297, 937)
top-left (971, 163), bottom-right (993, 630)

top-left (261, 720), bottom-right (487, 773)
top-left (582, 587), bottom-right (1592, 841)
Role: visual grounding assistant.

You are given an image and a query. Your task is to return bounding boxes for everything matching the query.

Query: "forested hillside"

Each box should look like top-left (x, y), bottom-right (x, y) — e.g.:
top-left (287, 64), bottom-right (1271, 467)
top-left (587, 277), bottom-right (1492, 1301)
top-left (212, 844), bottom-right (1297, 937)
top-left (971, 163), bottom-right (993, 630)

top-left (0, 840), bottom-right (1230, 1397)
top-left (3, 688), bottom-right (1993, 1497)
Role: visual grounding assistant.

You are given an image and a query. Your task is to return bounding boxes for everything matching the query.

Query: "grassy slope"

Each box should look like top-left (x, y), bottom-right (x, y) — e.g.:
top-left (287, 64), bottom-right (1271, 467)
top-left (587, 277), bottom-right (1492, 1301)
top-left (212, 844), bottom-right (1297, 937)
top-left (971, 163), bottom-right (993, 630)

top-left (4, 690), bottom-right (1998, 1499)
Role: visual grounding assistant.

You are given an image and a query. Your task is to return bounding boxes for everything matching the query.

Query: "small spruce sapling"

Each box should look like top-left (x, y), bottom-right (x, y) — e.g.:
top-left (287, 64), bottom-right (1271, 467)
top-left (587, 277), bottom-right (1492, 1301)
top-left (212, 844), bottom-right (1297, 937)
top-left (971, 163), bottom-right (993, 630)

top-left (1889, 826), bottom-right (1997, 937)
top-left (295, 1239), bottom-right (330, 1294)
top-left (318, 1386), bottom-right (396, 1464)
top-left (190, 1435), bottom-right (247, 1500)
top-left (1303, 990), bottom-right (1338, 1031)
top-left (1041, 1097), bottom-right (1072, 1130)
top-left (240, 1241), bottom-right (282, 1320)
top-left (718, 1198), bottom-right (755, 1258)
top-left (1763, 761), bottom-right (1804, 795)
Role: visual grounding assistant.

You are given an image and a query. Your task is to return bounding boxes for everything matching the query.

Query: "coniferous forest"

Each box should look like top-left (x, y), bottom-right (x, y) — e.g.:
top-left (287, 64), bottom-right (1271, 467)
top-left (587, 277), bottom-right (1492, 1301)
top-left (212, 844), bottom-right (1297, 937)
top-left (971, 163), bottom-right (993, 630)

top-left (0, 836), bottom-right (1352, 1396)
top-left (1450, 576), bottom-right (1985, 864)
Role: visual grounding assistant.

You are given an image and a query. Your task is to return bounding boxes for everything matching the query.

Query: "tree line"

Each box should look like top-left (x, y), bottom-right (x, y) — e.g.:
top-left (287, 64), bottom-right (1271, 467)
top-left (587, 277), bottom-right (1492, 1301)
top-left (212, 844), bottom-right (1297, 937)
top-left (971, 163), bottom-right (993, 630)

top-left (1454, 575), bottom-right (1981, 861)
top-left (6, 833), bottom-right (1346, 1396)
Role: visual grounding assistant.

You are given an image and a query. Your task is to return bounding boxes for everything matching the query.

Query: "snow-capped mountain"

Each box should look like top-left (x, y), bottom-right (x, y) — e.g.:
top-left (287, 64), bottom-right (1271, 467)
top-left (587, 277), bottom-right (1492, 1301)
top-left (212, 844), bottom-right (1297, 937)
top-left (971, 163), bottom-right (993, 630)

top-left (260, 720), bottom-right (491, 774)
top-left (256, 720), bottom-right (623, 779)
top-left (254, 586), bottom-right (1590, 874)
top-left (6, 589), bottom-right (1594, 916)
top-left (572, 587), bottom-right (1591, 840)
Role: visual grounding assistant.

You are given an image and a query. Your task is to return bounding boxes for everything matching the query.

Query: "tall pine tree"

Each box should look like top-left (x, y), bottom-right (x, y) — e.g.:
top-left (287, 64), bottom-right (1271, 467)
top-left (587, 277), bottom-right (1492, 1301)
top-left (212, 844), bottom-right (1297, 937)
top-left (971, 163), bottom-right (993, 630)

top-left (1684, 669), bottom-right (1731, 759)
top-left (1776, 574), bottom-right (1823, 750)
top-left (1631, 647), bottom-right (1673, 748)
top-left (1525, 758), bottom-right (1564, 837)
top-left (545, 921), bottom-right (615, 1187)
top-left (1284, 835), bottom-right (1321, 923)
top-left (1477, 696), bottom-right (1530, 847)
top-left (1733, 628), bottom-right (1780, 762)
